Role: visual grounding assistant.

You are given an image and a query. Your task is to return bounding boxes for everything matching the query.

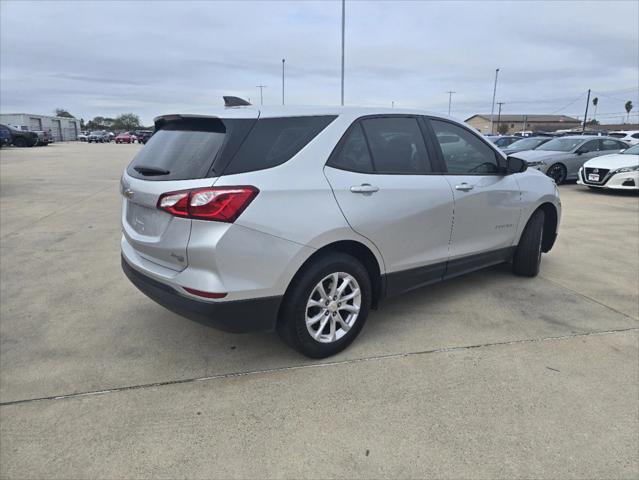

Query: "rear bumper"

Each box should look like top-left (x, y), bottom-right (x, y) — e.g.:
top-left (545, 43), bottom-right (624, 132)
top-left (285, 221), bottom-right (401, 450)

top-left (122, 255), bottom-right (282, 333)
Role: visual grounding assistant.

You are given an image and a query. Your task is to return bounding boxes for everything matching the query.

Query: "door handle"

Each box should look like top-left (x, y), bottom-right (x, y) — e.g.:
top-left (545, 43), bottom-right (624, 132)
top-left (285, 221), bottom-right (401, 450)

top-left (350, 184), bottom-right (379, 194)
top-left (455, 183), bottom-right (474, 192)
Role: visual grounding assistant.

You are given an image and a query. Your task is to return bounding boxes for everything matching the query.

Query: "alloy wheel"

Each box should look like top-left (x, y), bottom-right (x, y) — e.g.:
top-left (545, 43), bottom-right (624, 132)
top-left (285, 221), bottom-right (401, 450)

top-left (547, 164), bottom-right (566, 184)
top-left (305, 272), bottom-right (361, 343)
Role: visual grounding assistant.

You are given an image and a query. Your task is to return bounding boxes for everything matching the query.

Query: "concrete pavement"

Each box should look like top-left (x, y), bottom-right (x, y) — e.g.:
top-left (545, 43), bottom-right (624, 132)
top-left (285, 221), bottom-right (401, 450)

top-left (1, 142), bottom-right (637, 479)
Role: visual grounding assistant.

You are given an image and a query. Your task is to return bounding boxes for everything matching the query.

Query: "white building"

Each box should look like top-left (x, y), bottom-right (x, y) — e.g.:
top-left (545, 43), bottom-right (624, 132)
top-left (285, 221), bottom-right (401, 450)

top-left (0, 113), bottom-right (81, 141)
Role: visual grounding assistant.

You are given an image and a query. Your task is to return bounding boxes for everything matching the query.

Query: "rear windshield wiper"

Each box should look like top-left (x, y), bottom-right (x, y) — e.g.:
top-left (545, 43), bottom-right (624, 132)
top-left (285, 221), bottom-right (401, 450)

top-left (133, 166), bottom-right (170, 176)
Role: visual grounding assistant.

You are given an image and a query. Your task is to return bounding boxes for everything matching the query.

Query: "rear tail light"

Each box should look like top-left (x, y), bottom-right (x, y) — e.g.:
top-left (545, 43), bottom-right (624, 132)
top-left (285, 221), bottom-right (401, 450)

top-left (157, 186), bottom-right (258, 222)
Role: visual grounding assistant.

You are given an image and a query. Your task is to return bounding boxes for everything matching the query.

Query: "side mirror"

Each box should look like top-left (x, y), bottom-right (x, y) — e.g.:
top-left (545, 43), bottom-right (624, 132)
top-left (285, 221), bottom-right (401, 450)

top-left (505, 156), bottom-right (527, 174)
top-left (575, 148), bottom-right (586, 155)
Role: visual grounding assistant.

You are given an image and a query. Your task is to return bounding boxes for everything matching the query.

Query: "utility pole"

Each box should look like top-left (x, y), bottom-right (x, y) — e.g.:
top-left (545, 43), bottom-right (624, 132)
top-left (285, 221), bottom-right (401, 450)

top-left (490, 68), bottom-right (500, 134)
top-left (522, 115), bottom-right (528, 134)
top-left (582, 89), bottom-right (591, 133)
top-left (391, 101), bottom-right (394, 108)
top-left (340, 0), bottom-right (345, 106)
top-left (256, 85), bottom-right (266, 106)
top-left (496, 102), bottom-right (505, 133)
top-left (446, 91), bottom-right (456, 115)
top-left (282, 59), bottom-right (285, 105)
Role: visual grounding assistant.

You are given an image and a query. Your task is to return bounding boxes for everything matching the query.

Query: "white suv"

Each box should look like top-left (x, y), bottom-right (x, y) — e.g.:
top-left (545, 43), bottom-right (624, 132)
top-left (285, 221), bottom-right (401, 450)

top-left (121, 104), bottom-right (561, 357)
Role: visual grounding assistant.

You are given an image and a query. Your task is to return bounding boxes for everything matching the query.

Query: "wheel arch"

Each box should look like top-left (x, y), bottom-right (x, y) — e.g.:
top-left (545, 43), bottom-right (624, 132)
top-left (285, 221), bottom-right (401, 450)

top-left (280, 240), bottom-right (384, 316)
top-left (532, 202), bottom-right (559, 252)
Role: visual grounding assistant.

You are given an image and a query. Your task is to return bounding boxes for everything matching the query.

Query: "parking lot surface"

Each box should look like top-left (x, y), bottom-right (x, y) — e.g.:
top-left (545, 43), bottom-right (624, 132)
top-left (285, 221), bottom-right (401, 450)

top-left (1, 142), bottom-right (638, 479)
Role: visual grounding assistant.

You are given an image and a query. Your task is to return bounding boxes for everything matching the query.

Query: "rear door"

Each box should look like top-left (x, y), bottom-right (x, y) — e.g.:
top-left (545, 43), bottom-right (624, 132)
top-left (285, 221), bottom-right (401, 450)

top-left (324, 116), bottom-right (454, 294)
top-left (426, 118), bottom-right (521, 272)
top-left (121, 114), bottom-right (257, 271)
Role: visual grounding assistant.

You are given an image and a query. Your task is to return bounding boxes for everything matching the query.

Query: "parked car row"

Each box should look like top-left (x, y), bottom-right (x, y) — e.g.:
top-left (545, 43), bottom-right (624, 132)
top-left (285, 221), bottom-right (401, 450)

top-left (79, 130), bottom-right (153, 144)
top-left (494, 134), bottom-right (637, 191)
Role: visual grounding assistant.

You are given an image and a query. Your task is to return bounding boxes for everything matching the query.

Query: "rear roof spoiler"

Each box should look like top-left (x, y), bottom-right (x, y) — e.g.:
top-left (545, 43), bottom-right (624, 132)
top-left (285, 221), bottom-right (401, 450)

top-left (223, 96), bottom-right (251, 107)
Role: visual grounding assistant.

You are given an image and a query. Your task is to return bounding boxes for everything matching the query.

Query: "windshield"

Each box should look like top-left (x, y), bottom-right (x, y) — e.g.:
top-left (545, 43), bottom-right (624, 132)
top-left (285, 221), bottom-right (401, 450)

top-left (507, 138), bottom-right (545, 149)
top-left (90, 131), bottom-right (102, 135)
top-left (537, 138), bottom-right (584, 152)
top-left (622, 144), bottom-right (639, 155)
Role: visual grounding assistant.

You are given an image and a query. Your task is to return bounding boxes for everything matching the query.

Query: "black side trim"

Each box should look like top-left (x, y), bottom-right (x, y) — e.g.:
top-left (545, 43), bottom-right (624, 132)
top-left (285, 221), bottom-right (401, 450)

top-left (385, 262), bottom-right (446, 297)
top-left (122, 256), bottom-right (281, 333)
top-left (444, 246), bottom-right (515, 280)
top-left (381, 246), bottom-right (516, 299)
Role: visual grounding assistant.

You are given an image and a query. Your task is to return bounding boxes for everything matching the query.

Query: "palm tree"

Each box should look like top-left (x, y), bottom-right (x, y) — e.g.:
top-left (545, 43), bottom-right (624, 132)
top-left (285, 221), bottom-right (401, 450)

top-left (592, 97), bottom-right (598, 121)
top-left (625, 101), bottom-right (633, 123)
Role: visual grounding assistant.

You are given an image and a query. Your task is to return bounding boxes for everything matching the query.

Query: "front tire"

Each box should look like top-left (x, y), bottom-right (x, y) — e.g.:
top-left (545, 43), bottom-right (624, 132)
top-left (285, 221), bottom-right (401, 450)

top-left (277, 253), bottom-right (372, 358)
top-left (546, 163), bottom-right (567, 184)
top-left (513, 209), bottom-right (545, 277)
top-left (13, 137), bottom-right (26, 147)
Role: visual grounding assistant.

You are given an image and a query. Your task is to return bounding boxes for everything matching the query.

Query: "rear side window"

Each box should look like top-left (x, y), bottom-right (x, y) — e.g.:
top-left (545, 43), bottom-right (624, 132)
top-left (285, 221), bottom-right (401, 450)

top-left (361, 117), bottom-right (432, 174)
top-left (608, 133), bottom-right (625, 138)
top-left (600, 139), bottom-right (625, 150)
top-left (328, 124), bottom-right (374, 173)
top-left (127, 118), bottom-right (232, 181)
top-left (224, 116), bottom-right (336, 175)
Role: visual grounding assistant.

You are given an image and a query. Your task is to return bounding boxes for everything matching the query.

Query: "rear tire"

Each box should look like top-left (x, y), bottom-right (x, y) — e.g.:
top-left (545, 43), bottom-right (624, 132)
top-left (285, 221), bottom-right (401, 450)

top-left (13, 137), bottom-right (26, 147)
top-left (513, 210), bottom-right (545, 277)
top-left (277, 253), bottom-right (372, 358)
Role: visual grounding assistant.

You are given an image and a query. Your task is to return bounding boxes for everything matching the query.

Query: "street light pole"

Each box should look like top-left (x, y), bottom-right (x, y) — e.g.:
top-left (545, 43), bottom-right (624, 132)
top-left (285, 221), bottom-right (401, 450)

top-left (582, 89), bottom-right (591, 133)
top-left (340, 0), bottom-right (345, 106)
top-left (496, 102), bottom-right (505, 133)
top-left (256, 85), bottom-right (266, 106)
top-left (446, 90), bottom-right (456, 116)
top-left (282, 59), bottom-right (285, 105)
top-left (490, 68), bottom-right (500, 134)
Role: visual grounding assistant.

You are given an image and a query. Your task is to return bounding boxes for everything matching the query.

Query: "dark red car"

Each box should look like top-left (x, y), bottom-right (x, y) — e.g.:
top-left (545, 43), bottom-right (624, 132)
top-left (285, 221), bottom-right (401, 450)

top-left (115, 132), bottom-right (135, 144)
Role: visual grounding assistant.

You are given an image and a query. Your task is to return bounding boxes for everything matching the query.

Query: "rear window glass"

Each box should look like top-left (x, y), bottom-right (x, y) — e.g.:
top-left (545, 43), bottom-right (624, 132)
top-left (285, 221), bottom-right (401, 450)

top-left (127, 118), bottom-right (230, 181)
top-left (223, 116), bottom-right (336, 175)
top-left (608, 133), bottom-right (626, 138)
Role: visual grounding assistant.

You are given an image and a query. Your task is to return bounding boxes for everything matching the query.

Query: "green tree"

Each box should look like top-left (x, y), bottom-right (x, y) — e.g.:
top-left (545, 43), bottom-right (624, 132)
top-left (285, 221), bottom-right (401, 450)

top-left (586, 119), bottom-right (599, 126)
top-left (625, 101), bottom-right (633, 123)
top-left (497, 123), bottom-right (509, 135)
top-left (112, 113), bottom-right (141, 131)
top-left (592, 97), bottom-right (598, 122)
top-left (55, 108), bottom-right (75, 118)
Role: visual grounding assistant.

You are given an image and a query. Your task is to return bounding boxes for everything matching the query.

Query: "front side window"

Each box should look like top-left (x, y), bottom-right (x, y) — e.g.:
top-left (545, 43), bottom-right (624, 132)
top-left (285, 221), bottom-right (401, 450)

top-left (328, 124), bottom-right (374, 173)
top-left (360, 117), bottom-right (432, 174)
top-left (430, 119), bottom-right (500, 174)
top-left (580, 140), bottom-right (600, 152)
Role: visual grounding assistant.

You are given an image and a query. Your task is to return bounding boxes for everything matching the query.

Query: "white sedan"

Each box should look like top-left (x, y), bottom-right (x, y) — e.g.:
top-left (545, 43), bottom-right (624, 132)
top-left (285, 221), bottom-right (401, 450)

top-left (578, 143), bottom-right (639, 190)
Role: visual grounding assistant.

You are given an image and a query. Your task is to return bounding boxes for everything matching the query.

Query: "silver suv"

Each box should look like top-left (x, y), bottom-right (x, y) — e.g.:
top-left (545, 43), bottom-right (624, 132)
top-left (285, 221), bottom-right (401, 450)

top-left (121, 106), bottom-right (561, 358)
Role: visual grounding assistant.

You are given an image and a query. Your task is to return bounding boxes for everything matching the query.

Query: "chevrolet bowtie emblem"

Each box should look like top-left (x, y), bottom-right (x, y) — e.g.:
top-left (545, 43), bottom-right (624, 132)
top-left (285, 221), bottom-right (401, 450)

top-left (123, 188), bottom-right (134, 199)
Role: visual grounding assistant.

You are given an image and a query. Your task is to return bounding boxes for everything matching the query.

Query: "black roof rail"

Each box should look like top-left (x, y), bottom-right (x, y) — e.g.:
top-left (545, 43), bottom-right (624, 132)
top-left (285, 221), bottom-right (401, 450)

top-left (223, 96), bottom-right (251, 107)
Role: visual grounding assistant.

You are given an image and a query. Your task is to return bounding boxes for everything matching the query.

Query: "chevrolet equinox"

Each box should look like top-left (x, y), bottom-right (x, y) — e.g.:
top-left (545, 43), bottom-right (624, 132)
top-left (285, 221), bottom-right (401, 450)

top-left (121, 105), bottom-right (561, 358)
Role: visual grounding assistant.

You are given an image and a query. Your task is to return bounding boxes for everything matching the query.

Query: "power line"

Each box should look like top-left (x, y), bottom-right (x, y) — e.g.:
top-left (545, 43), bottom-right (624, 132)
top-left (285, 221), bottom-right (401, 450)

top-left (550, 92), bottom-right (587, 114)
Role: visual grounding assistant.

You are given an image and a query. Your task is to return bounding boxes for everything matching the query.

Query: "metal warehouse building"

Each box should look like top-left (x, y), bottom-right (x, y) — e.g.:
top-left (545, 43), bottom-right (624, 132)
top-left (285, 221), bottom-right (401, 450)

top-left (0, 113), bottom-right (81, 141)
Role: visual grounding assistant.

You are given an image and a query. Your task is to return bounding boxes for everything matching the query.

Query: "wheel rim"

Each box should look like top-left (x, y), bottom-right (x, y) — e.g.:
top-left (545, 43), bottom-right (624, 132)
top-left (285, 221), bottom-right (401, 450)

top-left (305, 272), bottom-right (361, 344)
top-left (547, 164), bottom-right (565, 184)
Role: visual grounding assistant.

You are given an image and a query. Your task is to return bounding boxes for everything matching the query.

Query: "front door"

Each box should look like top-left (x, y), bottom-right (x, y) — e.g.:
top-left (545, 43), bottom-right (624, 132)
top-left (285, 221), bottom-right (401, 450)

top-left (324, 116), bottom-right (454, 295)
top-left (427, 118), bottom-right (522, 277)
